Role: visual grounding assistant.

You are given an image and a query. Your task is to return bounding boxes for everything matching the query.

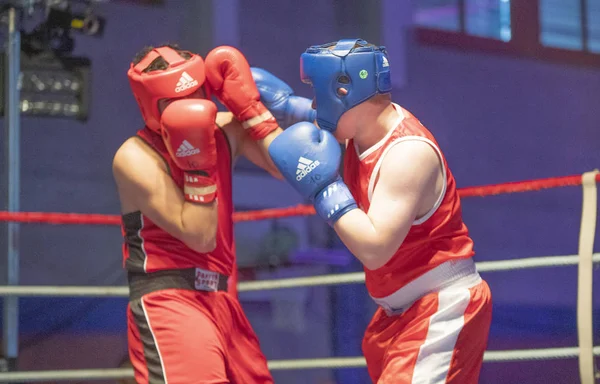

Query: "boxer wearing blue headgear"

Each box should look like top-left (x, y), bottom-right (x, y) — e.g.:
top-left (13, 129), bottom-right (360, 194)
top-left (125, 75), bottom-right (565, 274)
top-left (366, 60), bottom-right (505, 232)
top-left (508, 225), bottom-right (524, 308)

top-left (300, 39), bottom-right (392, 132)
top-left (263, 38), bottom-right (492, 384)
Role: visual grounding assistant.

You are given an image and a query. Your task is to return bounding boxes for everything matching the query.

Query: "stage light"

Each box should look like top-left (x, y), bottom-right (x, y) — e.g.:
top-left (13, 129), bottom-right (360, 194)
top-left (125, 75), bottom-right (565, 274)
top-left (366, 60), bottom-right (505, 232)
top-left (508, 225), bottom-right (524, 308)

top-left (0, 51), bottom-right (91, 121)
top-left (47, 7), bottom-right (106, 38)
top-left (0, 1), bottom-right (98, 121)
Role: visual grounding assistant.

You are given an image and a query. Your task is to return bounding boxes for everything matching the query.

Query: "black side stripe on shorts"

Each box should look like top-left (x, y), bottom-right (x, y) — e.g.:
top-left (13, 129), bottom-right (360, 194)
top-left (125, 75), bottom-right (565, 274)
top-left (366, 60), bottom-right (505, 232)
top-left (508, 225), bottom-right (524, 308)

top-left (130, 298), bottom-right (167, 384)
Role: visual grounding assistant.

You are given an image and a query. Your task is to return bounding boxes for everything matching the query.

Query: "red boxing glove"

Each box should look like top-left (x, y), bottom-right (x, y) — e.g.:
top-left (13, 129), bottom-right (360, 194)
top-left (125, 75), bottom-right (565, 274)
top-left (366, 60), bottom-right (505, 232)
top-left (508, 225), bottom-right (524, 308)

top-left (205, 46), bottom-right (278, 140)
top-left (161, 99), bottom-right (218, 203)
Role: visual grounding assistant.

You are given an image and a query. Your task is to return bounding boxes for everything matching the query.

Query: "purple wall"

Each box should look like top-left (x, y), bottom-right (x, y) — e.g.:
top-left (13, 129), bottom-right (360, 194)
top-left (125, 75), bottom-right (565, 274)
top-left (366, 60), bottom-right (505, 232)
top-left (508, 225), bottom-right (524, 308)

top-left (399, 42), bottom-right (600, 305)
top-left (395, 42), bottom-right (600, 383)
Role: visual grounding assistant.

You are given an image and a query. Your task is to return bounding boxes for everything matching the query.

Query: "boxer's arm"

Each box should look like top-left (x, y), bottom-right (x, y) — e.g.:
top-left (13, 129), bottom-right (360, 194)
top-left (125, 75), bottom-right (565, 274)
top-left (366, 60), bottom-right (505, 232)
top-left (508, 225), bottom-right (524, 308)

top-left (113, 139), bottom-right (218, 253)
top-left (218, 111), bottom-right (283, 178)
top-left (333, 140), bottom-right (443, 270)
top-left (216, 112), bottom-right (241, 160)
top-left (245, 129), bottom-right (284, 178)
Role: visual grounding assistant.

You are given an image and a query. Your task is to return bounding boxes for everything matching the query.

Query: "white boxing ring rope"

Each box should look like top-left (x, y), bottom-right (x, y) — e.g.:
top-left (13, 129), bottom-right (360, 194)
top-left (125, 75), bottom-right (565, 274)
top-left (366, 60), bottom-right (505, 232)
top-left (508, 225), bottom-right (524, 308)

top-left (0, 253), bottom-right (598, 297)
top-left (0, 170), bottom-right (598, 382)
top-left (1, 347), bottom-right (599, 383)
top-left (0, 253), bottom-right (597, 383)
top-left (0, 348), bottom-right (600, 383)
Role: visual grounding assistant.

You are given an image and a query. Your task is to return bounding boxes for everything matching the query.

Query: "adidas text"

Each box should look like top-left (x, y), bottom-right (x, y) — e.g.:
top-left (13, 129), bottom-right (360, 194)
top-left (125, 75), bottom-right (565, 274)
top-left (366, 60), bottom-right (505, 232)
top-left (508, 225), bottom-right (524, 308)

top-left (177, 148), bottom-right (200, 157)
top-left (175, 79), bottom-right (198, 93)
top-left (176, 140), bottom-right (200, 157)
top-left (296, 160), bottom-right (320, 181)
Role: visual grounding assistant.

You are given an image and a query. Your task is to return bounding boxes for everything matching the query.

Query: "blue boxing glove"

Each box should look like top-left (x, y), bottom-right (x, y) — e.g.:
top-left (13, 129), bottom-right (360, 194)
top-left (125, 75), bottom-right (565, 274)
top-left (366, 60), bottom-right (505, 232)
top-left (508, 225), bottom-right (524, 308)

top-left (268, 122), bottom-right (357, 225)
top-left (251, 67), bottom-right (316, 129)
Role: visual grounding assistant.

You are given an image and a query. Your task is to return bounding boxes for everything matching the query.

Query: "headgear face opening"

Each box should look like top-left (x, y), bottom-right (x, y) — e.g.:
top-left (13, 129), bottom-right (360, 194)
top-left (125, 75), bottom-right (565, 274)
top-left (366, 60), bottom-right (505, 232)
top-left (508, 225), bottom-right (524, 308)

top-left (127, 47), bottom-right (207, 132)
top-left (300, 39), bottom-right (392, 132)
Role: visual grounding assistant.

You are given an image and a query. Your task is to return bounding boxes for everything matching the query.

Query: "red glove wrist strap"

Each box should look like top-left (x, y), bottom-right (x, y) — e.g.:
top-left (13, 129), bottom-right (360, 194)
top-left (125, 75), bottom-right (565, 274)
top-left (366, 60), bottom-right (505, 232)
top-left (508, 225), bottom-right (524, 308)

top-left (183, 172), bottom-right (217, 203)
top-left (238, 102), bottom-right (279, 141)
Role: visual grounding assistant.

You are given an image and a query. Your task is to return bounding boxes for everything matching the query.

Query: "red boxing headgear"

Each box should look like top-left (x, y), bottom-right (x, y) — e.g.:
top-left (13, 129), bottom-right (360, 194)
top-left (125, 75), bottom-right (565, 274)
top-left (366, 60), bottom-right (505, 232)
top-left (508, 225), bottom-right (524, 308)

top-left (127, 47), bottom-right (207, 132)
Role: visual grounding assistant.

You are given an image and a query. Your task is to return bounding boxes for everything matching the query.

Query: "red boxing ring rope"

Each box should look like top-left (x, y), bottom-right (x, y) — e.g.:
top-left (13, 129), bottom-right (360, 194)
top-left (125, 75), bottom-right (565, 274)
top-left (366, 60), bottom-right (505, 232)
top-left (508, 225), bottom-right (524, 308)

top-left (0, 173), bottom-right (598, 225)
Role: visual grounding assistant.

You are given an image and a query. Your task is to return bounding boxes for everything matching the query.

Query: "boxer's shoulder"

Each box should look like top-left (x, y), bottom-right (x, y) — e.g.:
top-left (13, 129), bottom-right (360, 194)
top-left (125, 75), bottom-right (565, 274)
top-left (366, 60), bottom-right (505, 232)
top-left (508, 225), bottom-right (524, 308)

top-left (113, 136), bottom-right (173, 213)
top-left (113, 136), bottom-right (169, 179)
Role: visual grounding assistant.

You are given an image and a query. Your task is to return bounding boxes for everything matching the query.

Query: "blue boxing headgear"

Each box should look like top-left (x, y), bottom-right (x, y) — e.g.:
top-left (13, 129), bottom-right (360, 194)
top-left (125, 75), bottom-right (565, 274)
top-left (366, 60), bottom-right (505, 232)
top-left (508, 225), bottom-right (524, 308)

top-left (300, 39), bottom-right (392, 132)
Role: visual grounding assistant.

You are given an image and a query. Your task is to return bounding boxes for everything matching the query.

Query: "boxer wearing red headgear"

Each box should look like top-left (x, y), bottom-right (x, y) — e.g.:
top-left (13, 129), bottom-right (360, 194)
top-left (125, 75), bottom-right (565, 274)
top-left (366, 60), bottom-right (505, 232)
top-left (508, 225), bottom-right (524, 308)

top-left (127, 45), bottom-right (210, 133)
top-left (113, 44), bottom-right (284, 384)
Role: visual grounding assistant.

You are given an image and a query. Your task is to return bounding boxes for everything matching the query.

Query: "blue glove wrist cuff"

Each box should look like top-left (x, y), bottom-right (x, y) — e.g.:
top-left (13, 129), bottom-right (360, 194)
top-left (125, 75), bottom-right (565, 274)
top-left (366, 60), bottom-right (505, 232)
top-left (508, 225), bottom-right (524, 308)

top-left (287, 96), bottom-right (317, 127)
top-left (314, 178), bottom-right (357, 225)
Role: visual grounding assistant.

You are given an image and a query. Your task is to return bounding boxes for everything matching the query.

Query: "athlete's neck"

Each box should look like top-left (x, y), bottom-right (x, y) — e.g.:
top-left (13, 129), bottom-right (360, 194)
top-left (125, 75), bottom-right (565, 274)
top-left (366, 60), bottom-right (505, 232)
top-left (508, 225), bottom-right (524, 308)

top-left (352, 102), bottom-right (399, 155)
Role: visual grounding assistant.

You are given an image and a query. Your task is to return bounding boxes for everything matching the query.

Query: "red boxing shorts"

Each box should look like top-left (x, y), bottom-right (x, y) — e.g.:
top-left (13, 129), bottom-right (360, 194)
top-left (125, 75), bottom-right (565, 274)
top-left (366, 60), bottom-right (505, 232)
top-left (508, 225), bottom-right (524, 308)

top-left (363, 276), bottom-right (492, 384)
top-left (126, 270), bottom-right (272, 384)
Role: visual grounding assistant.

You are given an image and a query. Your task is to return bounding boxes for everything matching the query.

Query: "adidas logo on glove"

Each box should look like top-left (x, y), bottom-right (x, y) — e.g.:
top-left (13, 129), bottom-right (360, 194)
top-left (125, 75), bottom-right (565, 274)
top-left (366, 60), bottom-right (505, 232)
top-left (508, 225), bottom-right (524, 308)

top-left (175, 72), bottom-right (198, 93)
top-left (176, 140), bottom-right (200, 157)
top-left (296, 156), bottom-right (320, 181)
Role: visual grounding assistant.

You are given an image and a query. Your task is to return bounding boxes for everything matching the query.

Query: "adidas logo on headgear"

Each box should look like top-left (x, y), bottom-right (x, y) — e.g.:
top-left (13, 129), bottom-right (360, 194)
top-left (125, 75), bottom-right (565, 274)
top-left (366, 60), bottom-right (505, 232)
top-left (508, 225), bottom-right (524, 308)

top-left (296, 156), bottom-right (320, 181)
top-left (175, 71), bottom-right (198, 93)
top-left (176, 140), bottom-right (200, 157)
